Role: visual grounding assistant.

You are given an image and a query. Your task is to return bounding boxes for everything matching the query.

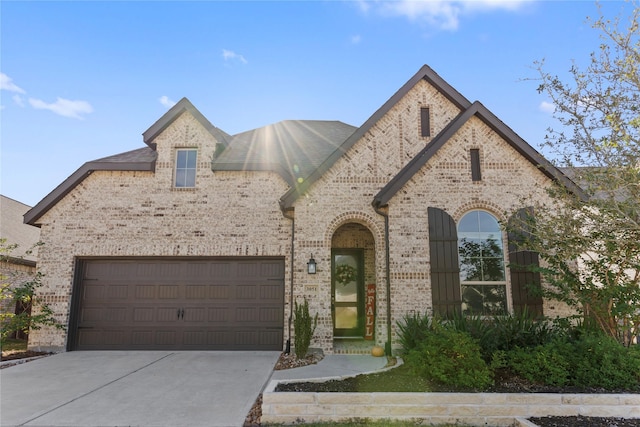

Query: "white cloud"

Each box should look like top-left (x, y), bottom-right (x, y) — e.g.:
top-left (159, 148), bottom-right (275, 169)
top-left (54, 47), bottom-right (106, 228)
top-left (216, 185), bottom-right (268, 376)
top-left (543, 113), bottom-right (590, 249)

top-left (159, 95), bottom-right (176, 108)
top-left (29, 97), bottom-right (93, 119)
top-left (0, 73), bottom-right (26, 94)
top-left (351, 34), bottom-right (363, 44)
top-left (12, 94), bottom-right (25, 107)
top-left (222, 49), bottom-right (248, 64)
top-left (364, 0), bottom-right (531, 31)
top-left (539, 101), bottom-right (555, 114)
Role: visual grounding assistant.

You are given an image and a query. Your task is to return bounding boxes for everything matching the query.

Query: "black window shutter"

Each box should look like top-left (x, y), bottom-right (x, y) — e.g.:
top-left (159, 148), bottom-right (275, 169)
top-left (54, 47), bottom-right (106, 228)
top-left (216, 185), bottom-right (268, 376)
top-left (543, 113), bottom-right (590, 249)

top-left (421, 107), bottom-right (430, 137)
top-left (470, 149), bottom-right (481, 181)
top-left (507, 207), bottom-right (543, 316)
top-left (428, 207), bottom-right (461, 318)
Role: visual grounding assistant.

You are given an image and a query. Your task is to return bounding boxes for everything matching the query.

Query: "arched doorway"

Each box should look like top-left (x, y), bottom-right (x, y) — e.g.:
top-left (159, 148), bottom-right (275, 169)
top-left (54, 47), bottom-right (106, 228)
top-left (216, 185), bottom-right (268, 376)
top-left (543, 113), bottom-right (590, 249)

top-left (331, 223), bottom-right (376, 350)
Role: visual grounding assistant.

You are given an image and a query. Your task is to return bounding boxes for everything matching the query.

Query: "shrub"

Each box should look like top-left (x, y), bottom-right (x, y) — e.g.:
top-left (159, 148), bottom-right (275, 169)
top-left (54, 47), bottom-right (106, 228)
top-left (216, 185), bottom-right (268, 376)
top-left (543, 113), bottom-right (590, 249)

top-left (447, 310), bottom-right (558, 362)
top-left (293, 297), bottom-right (317, 359)
top-left (405, 324), bottom-right (493, 390)
top-left (506, 342), bottom-right (572, 386)
top-left (1, 240), bottom-right (64, 345)
top-left (566, 333), bottom-right (640, 389)
top-left (506, 332), bottom-right (640, 390)
top-left (396, 312), bottom-right (433, 352)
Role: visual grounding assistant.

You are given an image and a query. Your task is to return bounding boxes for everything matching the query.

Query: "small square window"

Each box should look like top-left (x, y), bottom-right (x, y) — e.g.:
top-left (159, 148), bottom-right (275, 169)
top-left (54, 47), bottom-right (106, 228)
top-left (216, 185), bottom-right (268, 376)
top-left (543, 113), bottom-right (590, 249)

top-left (175, 149), bottom-right (197, 188)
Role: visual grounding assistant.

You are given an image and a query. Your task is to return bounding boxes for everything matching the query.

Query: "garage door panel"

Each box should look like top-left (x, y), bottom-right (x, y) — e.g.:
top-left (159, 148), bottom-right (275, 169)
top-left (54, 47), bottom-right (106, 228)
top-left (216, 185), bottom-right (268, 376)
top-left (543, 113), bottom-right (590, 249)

top-left (208, 285), bottom-right (230, 300)
top-left (74, 258), bottom-right (284, 350)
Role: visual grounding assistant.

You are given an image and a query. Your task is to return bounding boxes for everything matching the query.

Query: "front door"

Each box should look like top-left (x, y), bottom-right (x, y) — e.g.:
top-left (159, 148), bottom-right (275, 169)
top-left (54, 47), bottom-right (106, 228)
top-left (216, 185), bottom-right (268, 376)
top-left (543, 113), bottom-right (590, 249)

top-left (332, 249), bottom-right (364, 337)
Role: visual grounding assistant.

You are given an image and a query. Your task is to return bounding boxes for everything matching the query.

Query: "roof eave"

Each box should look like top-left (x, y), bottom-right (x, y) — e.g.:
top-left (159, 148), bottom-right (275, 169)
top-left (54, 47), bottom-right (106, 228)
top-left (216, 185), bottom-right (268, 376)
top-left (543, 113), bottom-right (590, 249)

top-left (24, 160), bottom-right (156, 226)
top-left (142, 98), bottom-right (231, 147)
top-left (280, 64), bottom-right (473, 209)
top-left (373, 101), bottom-right (588, 207)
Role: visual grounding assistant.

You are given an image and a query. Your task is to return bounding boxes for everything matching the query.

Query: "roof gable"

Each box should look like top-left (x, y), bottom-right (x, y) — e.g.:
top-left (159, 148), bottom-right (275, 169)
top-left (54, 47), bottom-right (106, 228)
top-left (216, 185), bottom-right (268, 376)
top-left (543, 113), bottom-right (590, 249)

top-left (372, 101), bottom-right (586, 207)
top-left (279, 64), bottom-right (473, 209)
top-left (143, 97), bottom-right (232, 147)
top-left (24, 148), bottom-right (157, 226)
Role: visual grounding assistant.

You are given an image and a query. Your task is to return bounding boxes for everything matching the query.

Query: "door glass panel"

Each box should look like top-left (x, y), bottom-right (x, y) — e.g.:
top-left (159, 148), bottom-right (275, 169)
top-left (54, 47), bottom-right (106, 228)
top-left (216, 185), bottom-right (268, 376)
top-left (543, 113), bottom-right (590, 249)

top-left (335, 306), bottom-right (358, 329)
top-left (332, 251), bottom-right (363, 337)
top-left (335, 254), bottom-right (358, 303)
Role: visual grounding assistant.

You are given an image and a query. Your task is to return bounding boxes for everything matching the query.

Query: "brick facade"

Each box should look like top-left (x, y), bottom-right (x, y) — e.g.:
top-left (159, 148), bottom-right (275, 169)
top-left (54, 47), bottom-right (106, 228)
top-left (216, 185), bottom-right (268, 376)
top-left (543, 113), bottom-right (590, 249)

top-left (27, 66), bottom-right (574, 353)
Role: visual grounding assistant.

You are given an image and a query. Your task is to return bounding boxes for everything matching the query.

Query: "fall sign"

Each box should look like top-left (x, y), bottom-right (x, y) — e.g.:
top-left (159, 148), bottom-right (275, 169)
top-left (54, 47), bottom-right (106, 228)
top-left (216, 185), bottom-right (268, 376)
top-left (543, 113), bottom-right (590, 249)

top-left (365, 284), bottom-right (376, 340)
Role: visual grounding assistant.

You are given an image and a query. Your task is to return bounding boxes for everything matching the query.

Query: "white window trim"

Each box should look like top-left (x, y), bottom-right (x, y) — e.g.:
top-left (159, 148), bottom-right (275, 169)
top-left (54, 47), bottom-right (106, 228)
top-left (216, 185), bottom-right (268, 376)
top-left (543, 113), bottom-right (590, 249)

top-left (174, 148), bottom-right (198, 188)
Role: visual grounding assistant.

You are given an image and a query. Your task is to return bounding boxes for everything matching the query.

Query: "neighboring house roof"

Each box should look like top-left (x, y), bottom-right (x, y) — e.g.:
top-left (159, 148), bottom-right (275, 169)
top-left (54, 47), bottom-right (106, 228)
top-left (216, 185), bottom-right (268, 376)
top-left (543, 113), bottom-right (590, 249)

top-left (24, 148), bottom-right (157, 226)
top-left (143, 97), bottom-right (232, 148)
top-left (212, 120), bottom-right (357, 187)
top-left (372, 101), bottom-right (587, 208)
top-left (1, 195), bottom-right (41, 265)
top-left (278, 64), bottom-right (473, 209)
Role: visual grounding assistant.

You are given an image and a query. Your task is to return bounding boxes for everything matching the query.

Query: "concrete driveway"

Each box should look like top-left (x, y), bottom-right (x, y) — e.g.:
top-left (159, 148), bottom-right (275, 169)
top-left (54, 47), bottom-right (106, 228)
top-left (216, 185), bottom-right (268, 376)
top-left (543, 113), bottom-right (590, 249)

top-left (0, 351), bottom-right (280, 427)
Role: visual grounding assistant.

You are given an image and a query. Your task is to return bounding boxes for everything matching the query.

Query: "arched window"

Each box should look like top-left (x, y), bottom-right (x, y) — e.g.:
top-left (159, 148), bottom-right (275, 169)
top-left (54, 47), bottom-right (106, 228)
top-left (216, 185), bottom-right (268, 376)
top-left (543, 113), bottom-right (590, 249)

top-left (458, 210), bottom-right (507, 315)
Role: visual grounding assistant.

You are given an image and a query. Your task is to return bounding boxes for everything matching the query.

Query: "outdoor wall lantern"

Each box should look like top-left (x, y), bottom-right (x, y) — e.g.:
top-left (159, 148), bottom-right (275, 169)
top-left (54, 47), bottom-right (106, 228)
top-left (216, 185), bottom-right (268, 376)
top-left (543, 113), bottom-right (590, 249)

top-left (307, 254), bottom-right (317, 274)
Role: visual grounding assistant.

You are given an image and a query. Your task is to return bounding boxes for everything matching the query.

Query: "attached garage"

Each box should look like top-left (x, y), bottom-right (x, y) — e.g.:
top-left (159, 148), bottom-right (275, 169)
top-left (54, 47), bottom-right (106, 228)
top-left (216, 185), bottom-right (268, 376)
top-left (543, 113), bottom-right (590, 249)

top-left (68, 258), bottom-right (285, 351)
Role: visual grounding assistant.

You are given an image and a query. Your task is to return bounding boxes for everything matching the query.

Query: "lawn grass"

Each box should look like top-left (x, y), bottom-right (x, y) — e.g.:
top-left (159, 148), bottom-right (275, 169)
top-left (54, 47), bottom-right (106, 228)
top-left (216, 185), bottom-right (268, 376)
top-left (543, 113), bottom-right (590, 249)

top-left (276, 361), bottom-right (439, 392)
top-left (1, 338), bottom-right (28, 353)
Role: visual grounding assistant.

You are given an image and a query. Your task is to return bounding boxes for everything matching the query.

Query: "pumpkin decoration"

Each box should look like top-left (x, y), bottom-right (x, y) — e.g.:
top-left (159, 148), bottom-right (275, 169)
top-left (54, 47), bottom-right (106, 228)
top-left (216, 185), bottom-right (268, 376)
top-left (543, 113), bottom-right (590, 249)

top-left (371, 345), bottom-right (385, 357)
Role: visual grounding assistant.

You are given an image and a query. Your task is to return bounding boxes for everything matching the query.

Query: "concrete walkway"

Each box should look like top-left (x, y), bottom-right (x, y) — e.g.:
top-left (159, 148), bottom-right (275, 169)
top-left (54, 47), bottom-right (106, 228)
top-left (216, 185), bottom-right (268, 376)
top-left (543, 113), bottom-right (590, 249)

top-left (270, 354), bottom-right (389, 381)
top-left (1, 351), bottom-right (280, 427)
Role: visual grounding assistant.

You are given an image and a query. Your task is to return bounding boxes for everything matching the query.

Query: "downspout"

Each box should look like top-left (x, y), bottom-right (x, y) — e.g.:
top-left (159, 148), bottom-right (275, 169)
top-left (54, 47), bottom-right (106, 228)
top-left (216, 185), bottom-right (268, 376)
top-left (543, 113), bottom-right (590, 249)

top-left (373, 202), bottom-right (392, 356)
top-left (280, 201), bottom-right (295, 354)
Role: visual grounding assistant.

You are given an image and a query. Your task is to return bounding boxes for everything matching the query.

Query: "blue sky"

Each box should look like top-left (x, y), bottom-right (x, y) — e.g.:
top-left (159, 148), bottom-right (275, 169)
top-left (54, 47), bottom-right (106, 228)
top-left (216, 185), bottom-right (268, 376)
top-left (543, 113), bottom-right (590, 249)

top-left (1, 0), bottom-right (634, 207)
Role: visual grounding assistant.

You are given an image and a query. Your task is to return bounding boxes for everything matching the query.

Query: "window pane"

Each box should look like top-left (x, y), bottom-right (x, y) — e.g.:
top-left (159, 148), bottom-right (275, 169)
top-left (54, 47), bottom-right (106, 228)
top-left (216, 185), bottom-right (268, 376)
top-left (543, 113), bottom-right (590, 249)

top-left (186, 150), bottom-right (197, 168)
top-left (176, 150), bottom-right (187, 168)
top-left (175, 169), bottom-right (186, 187)
top-left (175, 149), bottom-right (197, 188)
top-left (460, 257), bottom-right (483, 282)
top-left (458, 211), bottom-right (479, 232)
top-left (462, 285), bottom-right (507, 315)
top-left (482, 258), bottom-right (505, 281)
top-left (458, 211), bottom-right (507, 314)
top-left (478, 211), bottom-right (499, 232)
top-left (185, 170), bottom-right (196, 187)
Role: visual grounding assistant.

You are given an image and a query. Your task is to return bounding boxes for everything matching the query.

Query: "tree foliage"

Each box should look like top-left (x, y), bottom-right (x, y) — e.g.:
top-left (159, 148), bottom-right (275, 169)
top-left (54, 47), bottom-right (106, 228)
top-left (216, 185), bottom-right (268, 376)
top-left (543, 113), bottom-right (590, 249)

top-left (0, 239), bottom-right (64, 345)
top-left (515, 2), bottom-right (640, 345)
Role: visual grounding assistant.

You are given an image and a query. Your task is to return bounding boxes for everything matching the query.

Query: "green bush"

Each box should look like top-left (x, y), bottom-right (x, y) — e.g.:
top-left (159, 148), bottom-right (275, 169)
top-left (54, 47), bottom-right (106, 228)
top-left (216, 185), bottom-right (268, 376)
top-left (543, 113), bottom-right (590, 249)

top-left (447, 310), bottom-right (558, 362)
top-left (293, 297), bottom-right (318, 359)
top-left (405, 325), bottom-right (493, 390)
top-left (566, 333), bottom-right (640, 389)
top-left (396, 312), bottom-right (433, 352)
top-left (506, 342), bottom-right (572, 386)
top-left (506, 333), bottom-right (640, 390)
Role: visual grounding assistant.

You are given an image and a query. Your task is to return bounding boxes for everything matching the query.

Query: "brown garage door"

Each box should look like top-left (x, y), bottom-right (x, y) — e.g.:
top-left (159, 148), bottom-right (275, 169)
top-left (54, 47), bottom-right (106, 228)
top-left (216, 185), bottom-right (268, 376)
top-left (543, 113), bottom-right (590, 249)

top-left (71, 258), bottom-right (284, 351)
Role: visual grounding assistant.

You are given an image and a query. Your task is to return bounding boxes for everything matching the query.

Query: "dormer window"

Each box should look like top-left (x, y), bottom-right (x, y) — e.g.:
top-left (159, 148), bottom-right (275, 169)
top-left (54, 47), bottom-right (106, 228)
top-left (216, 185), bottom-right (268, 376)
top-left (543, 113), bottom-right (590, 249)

top-left (175, 149), bottom-right (197, 188)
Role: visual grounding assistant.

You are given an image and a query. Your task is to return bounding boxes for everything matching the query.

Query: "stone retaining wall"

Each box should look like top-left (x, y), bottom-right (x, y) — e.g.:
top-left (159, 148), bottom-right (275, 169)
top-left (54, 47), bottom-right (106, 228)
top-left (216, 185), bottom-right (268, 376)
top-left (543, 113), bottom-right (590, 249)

top-left (262, 382), bottom-right (640, 426)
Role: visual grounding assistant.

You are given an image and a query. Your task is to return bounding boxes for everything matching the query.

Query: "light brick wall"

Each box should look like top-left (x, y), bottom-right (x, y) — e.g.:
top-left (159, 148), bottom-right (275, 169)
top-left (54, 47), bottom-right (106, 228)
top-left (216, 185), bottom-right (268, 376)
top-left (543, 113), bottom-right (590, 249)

top-left (30, 78), bottom-right (572, 353)
top-left (29, 113), bottom-right (292, 351)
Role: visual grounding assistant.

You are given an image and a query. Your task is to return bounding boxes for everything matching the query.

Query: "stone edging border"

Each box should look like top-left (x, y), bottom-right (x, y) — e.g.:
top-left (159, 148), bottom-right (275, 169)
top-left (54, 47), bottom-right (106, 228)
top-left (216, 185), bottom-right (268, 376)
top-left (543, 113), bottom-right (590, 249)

top-left (262, 360), bottom-right (640, 426)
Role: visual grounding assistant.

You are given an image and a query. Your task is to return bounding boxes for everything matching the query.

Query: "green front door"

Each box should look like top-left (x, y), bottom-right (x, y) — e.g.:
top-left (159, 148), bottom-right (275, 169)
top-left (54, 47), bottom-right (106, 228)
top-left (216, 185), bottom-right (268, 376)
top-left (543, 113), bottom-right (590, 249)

top-left (332, 249), bottom-right (364, 337)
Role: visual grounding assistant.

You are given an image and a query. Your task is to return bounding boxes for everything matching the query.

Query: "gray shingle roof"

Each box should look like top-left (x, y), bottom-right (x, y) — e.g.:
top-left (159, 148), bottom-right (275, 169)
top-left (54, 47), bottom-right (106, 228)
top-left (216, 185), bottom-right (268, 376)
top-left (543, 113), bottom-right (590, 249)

top-left (212, 120), bottom-right (356, 187)
top-left (0, 195), bottom-right (41, 264)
